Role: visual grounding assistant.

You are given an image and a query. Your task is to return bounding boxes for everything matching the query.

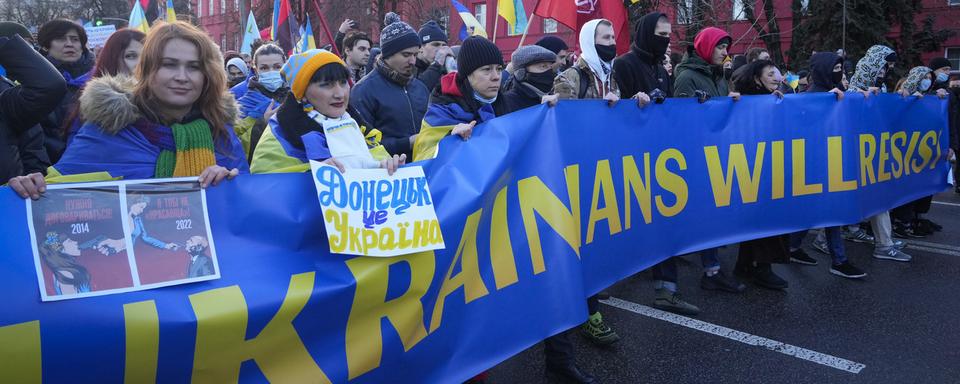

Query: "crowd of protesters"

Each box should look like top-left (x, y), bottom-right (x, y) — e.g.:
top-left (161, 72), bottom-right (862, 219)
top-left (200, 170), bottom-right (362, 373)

top-left (1, 11), bottom-right (958, 384)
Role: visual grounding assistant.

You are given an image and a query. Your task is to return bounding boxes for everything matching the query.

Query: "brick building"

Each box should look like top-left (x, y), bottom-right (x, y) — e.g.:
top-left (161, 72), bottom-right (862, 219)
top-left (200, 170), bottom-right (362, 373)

top-left (194, 0), bottom-right (960, 67)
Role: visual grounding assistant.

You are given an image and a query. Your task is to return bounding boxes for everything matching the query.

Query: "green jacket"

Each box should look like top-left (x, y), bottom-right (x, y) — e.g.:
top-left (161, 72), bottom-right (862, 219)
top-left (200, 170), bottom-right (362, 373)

top-left (674, 54), bottom-right (729, 98)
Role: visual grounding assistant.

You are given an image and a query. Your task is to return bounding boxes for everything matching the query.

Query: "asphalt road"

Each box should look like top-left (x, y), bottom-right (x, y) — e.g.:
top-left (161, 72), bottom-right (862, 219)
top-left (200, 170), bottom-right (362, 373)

top-left (487, 190), bottom-right (960, 384)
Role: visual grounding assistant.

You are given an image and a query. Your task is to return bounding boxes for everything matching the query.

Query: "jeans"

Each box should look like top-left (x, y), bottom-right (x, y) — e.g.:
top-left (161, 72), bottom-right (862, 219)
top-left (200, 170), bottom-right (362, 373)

top-left (544, 331), bottom-right (574, 367)
top-left (813, 227), bottom-right (848, 264)
top-left (701, 247), bottom-right (720, 272)
top-left (652, 258), bottom-right (678, 292)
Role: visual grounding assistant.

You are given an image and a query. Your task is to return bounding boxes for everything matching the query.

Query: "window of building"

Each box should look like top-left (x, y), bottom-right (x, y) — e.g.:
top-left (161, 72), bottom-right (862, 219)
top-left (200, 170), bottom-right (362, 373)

top-left (949, 0), bottom-right (959, 5)
top-left (196, 0), bottom-right (201, 18)
top-left (208, 0), bottom-right (214, 15)
top-left (801, 0), bottom-right (810, 12)
top-left (234, 0), bottom-right (239, 13)
top-left (221, 34), bottom-right (226, 50)
top-left (677, 0), bottom-right (694, 25)
top-left (220, 0), bottom-right (225, 15)
top-left (947, 48), bottom-right (960, 69)
top-left (732, 0), bottom-right (748, 21)
top-left (439, 14), bottom-right (450, 36)
top-left (474, 3), bottom-right (487, 33)
top-left (543, 18), bottom-right (558, 33)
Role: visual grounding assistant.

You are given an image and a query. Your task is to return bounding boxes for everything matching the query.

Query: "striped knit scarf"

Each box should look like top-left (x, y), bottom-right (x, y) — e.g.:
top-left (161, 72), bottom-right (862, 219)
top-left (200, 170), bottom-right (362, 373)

top-left (154, 119), bottom-right (217, 178)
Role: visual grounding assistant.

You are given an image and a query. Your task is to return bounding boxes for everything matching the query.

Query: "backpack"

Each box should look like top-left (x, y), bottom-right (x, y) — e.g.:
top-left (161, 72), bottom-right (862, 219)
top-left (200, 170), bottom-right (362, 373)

top-left (575, 66), bottom-right (590, 99)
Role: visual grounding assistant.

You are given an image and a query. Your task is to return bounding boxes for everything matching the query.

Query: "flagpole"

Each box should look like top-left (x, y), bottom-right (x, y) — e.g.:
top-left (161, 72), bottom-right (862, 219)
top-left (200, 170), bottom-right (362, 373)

top-left (492, 0), bottom-right (499, 43)
top-left (310, 0), bottom-right (340, 56)
top-left (517, 13), bottom-right (534, 47)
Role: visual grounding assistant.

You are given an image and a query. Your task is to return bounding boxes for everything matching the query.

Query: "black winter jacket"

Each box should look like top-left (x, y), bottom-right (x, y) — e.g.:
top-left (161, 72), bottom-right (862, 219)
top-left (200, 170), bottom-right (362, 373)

top-left (613, 12), bottom-right (673, 98)
top-left (0, 35), bottom-right (66, 182)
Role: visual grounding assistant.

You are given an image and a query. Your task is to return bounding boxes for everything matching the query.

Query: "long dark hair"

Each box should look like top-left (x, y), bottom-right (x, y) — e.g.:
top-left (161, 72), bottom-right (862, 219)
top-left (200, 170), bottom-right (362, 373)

top-left (39, 232), bottom-right (91, 290)
top-left (63, 29), bottom-right (147, 136)
top-left (92, 29), bottom-right (146, 78)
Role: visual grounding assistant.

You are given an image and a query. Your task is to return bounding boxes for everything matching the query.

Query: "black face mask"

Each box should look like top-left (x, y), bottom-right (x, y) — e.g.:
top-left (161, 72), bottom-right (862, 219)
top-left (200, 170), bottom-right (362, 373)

top-left (595, 44), bottom-right (617, 62)
top-left (831, 70), bottom-right (843, 87)
top-left (648, 35), bottom-right (670, 60)
top-left (525, 70), bottom-right (557, 93)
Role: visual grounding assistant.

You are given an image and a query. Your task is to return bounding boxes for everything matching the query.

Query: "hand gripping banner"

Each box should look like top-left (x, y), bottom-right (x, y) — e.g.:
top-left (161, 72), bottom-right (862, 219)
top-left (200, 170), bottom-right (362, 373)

top-left (0, 94), bottom-right (950, 383)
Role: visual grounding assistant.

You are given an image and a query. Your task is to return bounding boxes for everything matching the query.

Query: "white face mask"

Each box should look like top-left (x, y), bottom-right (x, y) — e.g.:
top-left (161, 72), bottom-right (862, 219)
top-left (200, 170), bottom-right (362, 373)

top-left (258, 71), bottom-right (284, 92)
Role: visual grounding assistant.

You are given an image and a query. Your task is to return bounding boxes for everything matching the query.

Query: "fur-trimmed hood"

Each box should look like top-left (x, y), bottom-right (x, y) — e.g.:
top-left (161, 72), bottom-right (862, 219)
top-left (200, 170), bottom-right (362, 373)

top-left (79, 75), bottom-right (239, 134)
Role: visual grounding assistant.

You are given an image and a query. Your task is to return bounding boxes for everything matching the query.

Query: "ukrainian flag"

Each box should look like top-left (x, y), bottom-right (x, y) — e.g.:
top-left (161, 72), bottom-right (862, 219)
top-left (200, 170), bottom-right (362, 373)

top-left (294, 16), bottom-right (316, 55)
top-left (129, 1), bottom-right (150, 33)
top-left (166, 0), bottom-right (176, 21)
top-left (451, 0), bottom-right (487, 39)
top-left (497, 0), bottom-right (528, 35)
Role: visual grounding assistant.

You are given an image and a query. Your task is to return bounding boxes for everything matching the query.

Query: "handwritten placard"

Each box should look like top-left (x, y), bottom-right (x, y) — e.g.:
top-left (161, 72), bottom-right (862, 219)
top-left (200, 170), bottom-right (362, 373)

top-left (84, 25), bottom-right (117, 48)
top-left (310, 162), bottom-right (445, 257)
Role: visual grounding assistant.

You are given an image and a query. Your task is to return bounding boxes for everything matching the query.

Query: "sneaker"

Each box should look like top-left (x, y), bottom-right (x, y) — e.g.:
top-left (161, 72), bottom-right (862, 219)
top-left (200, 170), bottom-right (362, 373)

top-left (830, 262), bottom-right (867, 279)
top-left (580, 312), bottom-right (619, 346)
top-left (873, 246), bottom-right (913, 262)
top-left (843, 228), bottom-right (875, 244)
top-left (752, 264), bottom-right (789, 290)
top-left (701, 270), bottom-right (746, 293)
top-left (811, 239), bottom-right (831, 256)
top-left (790, 249), bottom-right (818, 265)
top-left (893, 221), bottom-right (927, 238)
top-left (653, 289), bottom-right (701, 316)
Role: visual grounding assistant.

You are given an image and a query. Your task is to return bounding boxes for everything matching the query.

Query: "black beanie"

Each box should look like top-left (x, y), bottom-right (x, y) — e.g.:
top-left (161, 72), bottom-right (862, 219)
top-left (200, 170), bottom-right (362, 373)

top-left (456, 36), bottom-right (503, 79)
top-left (929, 57), bottom-right (951, 72)
top-left (419, 21), bottom-right (447, 45)
top-left (535, 36), bottom-right (568, 55)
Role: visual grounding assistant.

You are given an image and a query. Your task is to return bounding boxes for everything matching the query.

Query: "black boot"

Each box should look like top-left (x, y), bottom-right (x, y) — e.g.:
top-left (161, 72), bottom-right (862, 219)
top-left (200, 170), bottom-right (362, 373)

top-left (545, 362), bottom-right (597, 384)
top-left (752, 263), bottom-right (788, 290)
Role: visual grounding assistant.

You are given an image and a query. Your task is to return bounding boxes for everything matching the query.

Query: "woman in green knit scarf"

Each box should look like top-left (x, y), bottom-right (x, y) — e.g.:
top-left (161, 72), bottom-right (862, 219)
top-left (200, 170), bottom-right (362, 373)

top-left (10, 22), bottom-right (249, 199)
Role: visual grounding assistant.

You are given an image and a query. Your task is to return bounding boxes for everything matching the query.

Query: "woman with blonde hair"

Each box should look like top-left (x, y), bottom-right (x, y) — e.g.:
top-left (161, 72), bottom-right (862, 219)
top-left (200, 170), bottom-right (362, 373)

top-left (9, 21), bottom-right (248, 199)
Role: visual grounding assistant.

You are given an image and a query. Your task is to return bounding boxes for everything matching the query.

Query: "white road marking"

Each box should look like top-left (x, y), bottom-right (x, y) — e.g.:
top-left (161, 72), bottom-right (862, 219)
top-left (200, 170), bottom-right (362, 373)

top-left (903, 239), bottom-right (960, 252)
top-left (904, 244), bottom-right (960, 257)
top-left (932, 200), bottom-right (960, 207)
top-left (600, 297), bottom-right (867, 374)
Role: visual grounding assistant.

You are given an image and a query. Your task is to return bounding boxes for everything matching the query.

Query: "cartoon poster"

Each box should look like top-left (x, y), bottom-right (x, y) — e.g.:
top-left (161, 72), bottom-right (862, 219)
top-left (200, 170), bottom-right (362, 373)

top-left (124, 181), bottom-right (219, 287)
top-left (310, 162), bottom-right (445, 257)
top-left (27, 186), bottom-right (135, 301)
top-left (27, 179), bottom-right (219, 301)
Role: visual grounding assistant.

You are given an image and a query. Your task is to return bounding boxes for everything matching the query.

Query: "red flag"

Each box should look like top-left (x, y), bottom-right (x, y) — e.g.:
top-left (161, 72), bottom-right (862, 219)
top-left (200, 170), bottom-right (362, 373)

top-left (533, 0), bottom-right (577, 31)
top-left (274, 0), bottom-right (294, 53)
top-left (535, 0), bottom-right (629, 54)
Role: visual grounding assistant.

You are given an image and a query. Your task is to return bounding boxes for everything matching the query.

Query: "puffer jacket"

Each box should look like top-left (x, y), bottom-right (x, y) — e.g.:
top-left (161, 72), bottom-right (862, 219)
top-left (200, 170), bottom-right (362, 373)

top-left (674, 53), bottom-right (729, 98)
top-left (0, 35), bottom-right (66, 182)
top-left (54, 76), bottom-right (248, 179)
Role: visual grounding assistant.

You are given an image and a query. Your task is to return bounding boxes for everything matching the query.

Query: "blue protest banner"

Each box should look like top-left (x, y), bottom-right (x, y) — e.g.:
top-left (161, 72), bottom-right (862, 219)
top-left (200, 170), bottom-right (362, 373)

top-left (0, 94), bottom-right (949, 383)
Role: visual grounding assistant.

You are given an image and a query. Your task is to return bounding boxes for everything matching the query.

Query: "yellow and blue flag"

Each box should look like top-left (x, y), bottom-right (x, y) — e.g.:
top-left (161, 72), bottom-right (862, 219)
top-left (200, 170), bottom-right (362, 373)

top-left (452, 0), bottom-right (487, 40)
top-left (129, 1), bottom-right (150, 33)
top-left (497, 0), bottom-right (528, 35)
top-left (294, 16), bottom-right (316, 55)
top-left (166, 0), bottom-right (176, 21)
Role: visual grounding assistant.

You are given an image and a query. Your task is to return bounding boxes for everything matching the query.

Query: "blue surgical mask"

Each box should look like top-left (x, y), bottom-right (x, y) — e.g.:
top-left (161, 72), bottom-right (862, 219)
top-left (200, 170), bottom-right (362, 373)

top-left (936, 72), bottom-right (949, 83)
top-left (919, 78), bottom-right (932, 92)
top-left (258, 71), bottom-right (284, 92)
top-left (473, 91), bottom-right (497, 104)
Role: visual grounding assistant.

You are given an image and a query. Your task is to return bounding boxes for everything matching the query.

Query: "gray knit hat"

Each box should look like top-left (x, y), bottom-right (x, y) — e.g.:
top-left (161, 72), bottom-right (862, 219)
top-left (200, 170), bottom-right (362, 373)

top-left (380, 12), bottom-right (421, 59)
top-left (511, 45), bottom-right (557, 70)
